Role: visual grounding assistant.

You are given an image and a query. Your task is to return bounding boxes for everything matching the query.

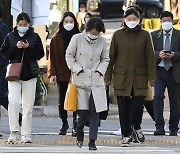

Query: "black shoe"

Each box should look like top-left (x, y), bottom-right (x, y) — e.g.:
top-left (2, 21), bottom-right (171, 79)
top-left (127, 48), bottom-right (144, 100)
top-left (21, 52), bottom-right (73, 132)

top-left (76, 140), bottom-right (83, 148)
top-left (154, 128), bottom-right (165, 136)
top-left (132, 129), bottom-right (145, 143)
top-left (169, 130), bottom-right (177, 136)
top-left (59, 124), bottom-right (69, 135)
top-left (88, 140), bottom-right (97, 150)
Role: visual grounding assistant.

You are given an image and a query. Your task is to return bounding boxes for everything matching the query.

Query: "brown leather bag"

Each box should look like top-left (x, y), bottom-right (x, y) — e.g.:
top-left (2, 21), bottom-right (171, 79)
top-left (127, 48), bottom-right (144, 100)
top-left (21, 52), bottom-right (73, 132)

top-left (6, 51), bottom-right (24, 81)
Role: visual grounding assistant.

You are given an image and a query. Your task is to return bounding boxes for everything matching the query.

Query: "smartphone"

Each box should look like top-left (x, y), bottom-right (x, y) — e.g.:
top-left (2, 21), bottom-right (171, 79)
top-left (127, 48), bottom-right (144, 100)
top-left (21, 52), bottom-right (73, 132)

top-left (163, 50), bottom-right (171, 54)
top-left (21, 39), bottom-right (27, 43)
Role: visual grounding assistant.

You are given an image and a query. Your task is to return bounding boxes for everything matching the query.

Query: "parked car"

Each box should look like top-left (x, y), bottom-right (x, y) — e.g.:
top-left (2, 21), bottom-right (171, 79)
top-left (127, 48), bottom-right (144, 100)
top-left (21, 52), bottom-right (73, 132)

top-left (80, 0), bottom-right (163, 18)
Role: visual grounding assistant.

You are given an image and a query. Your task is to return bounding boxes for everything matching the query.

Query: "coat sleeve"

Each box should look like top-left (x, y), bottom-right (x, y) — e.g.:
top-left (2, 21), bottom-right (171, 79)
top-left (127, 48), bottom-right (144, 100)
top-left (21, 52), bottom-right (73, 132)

top-left (47, 36), bottom-right (57, 78)
top-left (104, 32), bottom-right (117, 81)
top-left (65, 35), bottom-right (83, 75)
top-left (145, 32), bottom-right (156, 81)
top-left (26, 34), bottom-right (44, 60)
top-left (96, 37), bottom-right (110, 76)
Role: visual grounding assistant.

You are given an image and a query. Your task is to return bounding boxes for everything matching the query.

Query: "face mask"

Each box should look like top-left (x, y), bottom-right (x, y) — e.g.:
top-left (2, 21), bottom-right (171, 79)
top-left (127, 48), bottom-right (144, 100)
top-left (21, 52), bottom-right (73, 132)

top-left (17, 27), bottom-right (29, 33)
top-left (63, 23), bottom-right (74, 31)
top-left (85, 18), bottom-right (90, 23)
top-left (87, 33), bottom-right (99, 40)
top-left (162, 22), bottom-right (173, 31)
top-left (80, 7), bottom-right (86, 12)
top-left (125, 21), bottom-right (139, 29)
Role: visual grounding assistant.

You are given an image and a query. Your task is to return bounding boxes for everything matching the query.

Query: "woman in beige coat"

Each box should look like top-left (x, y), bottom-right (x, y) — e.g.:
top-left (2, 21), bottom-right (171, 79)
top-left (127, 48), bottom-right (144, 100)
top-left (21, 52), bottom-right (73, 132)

top-left (66, 17), bottom-right (109, 150)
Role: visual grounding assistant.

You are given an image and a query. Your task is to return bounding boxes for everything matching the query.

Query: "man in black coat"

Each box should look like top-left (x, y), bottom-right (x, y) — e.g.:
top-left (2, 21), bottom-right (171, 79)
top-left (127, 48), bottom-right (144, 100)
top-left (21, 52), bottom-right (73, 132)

top-left (151, 11), bottom-right (180, 136)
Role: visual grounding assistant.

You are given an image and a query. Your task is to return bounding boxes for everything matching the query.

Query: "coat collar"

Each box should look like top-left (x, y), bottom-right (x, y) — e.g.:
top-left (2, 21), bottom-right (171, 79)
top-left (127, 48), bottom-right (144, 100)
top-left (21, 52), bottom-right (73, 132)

top-left (83, 31), bottom-right (99, 44)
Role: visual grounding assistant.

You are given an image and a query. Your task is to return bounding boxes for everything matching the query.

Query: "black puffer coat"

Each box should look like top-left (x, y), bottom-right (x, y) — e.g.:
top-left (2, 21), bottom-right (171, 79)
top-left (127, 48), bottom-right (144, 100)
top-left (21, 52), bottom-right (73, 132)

top-left (2, 27), bottom-right (44, 81)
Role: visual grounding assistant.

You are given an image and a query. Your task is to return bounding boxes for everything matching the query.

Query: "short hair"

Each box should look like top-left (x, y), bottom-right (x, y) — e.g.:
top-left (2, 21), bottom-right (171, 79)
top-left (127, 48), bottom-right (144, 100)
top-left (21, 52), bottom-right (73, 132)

top-left (16, 12), bottom-right (31, 23)
top-left (160, 11), bottom-right (173, 20)
top-left (0, 4), bottom-right (3, 18)
top-left (124, 7), bottom-right (140, 18)
top-left (85, 17), bottom-right (105, 33)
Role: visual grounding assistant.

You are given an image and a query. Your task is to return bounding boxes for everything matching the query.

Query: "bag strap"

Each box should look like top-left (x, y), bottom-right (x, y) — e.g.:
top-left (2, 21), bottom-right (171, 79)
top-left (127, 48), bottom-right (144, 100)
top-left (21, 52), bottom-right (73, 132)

top-left (70, 72), bottom-right (74, 84)
top-left (0, 34), bottom-right (9, 60)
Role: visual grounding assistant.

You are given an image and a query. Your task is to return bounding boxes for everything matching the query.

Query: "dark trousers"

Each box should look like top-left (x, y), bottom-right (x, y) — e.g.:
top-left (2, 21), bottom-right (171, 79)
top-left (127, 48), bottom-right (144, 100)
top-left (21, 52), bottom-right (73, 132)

top-left (117, 95), bottom-right (144, 137)
top-left (57, 81), bottom-right (77, 126)
top-left (132, 100), bottom-right (155, 130)
top-left (0, 67), bottom-right (22, 124)
top-left (154, 67), bottom-right (180, 131)
top-left (76, 93), bottom-right (100, 141)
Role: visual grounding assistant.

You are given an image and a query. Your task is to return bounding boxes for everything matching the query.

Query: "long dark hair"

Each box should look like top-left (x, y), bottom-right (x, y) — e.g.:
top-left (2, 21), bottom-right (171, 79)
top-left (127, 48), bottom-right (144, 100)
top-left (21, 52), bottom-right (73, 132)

top-left (56, 11), bottom-right (79, 34)
top-left (56, 11), bottom-right (79, 51)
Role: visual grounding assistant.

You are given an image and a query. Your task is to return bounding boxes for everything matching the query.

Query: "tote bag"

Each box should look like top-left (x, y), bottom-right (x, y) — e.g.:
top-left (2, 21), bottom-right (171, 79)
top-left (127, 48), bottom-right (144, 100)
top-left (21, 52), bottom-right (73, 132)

top-left (64, 74), bottom-right (77, 112)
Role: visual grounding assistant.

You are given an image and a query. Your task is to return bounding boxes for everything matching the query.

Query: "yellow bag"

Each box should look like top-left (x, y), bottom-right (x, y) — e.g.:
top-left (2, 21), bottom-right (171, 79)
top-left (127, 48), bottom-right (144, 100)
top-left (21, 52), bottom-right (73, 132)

top-left (64, 75), bottom-right (77, 112)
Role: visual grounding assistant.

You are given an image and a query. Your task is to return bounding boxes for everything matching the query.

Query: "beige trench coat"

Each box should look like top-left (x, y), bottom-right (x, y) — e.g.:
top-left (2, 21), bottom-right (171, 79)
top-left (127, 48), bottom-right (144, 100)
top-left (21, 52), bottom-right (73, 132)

top-left (66, 31), bottom-right (110, 112)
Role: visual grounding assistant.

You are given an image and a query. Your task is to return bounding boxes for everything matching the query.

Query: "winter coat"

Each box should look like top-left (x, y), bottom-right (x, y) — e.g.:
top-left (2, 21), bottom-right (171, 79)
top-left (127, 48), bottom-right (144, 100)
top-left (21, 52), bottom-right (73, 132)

top-left (1, 27), bottom-right (44, 81)
top-left (105, 25), bottom-right (156, 96)
top-left (48, 33), bottom-right (71, 82)
top-left (66, 31), bottom-right (110, 112)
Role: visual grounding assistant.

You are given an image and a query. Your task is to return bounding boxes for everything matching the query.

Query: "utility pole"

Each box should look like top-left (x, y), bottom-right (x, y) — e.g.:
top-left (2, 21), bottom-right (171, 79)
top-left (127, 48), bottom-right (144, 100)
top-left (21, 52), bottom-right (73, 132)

top-left (0, 0), bottom-right (13, 27)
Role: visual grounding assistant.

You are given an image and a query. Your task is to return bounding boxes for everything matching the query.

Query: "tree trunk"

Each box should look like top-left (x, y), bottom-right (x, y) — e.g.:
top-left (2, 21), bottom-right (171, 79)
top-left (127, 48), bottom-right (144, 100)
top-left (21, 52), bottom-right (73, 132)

top-left (0, 0), bottom-right (13, 27)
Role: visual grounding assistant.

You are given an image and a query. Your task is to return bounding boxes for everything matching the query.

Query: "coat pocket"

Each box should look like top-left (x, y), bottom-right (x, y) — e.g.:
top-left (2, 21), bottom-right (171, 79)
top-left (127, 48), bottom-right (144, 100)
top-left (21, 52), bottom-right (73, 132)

top-left (113, 69), bottom-right (126, 90)
top-left (136, 68), bottom-right (148, 89)
top-left (74, 72), bottom-right (85, 87)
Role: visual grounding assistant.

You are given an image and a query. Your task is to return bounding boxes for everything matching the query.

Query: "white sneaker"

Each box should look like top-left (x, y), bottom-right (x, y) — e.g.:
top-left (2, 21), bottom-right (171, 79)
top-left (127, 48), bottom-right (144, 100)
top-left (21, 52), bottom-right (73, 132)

top-left (21, 136), bottom-right (32, 143)
top-left (112, 128), bottom-right (121, 136)
top-left (8, 131), bottom-right (19, 143)
top-left (121, 137), bottom-right (131, 147)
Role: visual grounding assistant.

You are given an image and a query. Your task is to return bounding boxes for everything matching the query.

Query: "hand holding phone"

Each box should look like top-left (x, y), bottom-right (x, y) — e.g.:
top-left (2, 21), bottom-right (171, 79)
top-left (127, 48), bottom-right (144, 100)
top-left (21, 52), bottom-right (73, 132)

top-left (163, 50), bottom-right (171, 54)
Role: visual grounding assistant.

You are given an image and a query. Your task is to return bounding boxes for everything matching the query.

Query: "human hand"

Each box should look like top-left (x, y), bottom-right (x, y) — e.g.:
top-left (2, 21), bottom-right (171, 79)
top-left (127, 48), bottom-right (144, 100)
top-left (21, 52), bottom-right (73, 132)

top-left (50, 75), bottom-right (57, 85)
top-left (164, 51), bottom-right (174, 59)
top-left (105, 80), bottom-right (111, 86)
top-left (16, 40), bottom-right (29, 49)
top-left (149, 80), bottom-right (155, 87)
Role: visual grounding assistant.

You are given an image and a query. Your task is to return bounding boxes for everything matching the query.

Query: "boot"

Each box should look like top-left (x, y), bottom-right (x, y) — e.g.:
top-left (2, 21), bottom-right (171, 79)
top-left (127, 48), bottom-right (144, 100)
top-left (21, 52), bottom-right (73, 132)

top-left (59, 121), bottom-right (69, 135)
top-left (88, 140), bottom-right (97, 150)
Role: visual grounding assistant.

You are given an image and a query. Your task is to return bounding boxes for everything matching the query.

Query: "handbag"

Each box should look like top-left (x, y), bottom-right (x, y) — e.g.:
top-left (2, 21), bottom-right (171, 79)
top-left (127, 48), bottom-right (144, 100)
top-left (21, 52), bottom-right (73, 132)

top-left (5, 51), bottom-right (24, 81)
top-left (64, 74), bottom-right (77, 112)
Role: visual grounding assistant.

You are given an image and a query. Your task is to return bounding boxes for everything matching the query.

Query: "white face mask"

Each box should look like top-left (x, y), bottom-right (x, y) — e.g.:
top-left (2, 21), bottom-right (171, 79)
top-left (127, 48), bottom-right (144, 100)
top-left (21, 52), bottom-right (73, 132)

top-left (125, 21), bottom-right (139, 29)
top-left (87, 33), bottom-right (99, 40)
top-left (17, 26), bottom-right (29, 34)
top-left (63, 23), bottom-right (74, 31)
top-left (162, 22), bottom-right (173, 31)
top-left (85, 18), bottom-right (90, 23)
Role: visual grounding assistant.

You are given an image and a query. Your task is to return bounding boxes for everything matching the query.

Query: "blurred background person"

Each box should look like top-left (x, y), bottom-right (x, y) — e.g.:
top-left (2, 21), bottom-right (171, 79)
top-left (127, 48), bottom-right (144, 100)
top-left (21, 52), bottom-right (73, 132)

top-left (48, 11), bottom-right (79, 137)
top-left (66, 17), bottom-right (109, 151)
top-left (80, 12), bottom-right (92, 32)
top-left (76, 2), bottom-right (87, 31)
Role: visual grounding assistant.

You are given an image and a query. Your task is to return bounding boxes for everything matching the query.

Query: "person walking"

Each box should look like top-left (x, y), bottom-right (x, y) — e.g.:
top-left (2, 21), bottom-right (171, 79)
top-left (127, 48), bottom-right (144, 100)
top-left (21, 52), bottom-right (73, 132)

top-left (105, 7), bottom-right (156, 147)
top-left (66, 17), bottom-right (109, 150)
top-left (0, 4), bottom-right (22, 137)
top-left (151, 11), bottom-right (180, 136)
top-left (1, 12), bottom-right (44, 143)
top-left (48, 11), bottom-right (79, 136)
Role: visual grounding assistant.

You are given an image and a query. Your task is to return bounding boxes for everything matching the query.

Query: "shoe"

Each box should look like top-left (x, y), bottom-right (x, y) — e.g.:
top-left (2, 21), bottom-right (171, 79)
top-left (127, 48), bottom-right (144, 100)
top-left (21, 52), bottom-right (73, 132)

top-left (59, 124), bottom-right (69, 135)
top-left (121, 137), bottom-right (131, 147)
top-left (0, 134), bottom-right (2, 138)
top-left (72, 128), bottom-right (77, 137)
top-left (132, 129), bottom-right (145, 143)
top-left (169, 130), bottom-right (177, 136)
top-left (76, 140), bottom-right (83, 148)
top-left (8, 131), bottom-right (19, 143)
top-left (88, 140), bottom-right (97, 150)
top-left (21, 136), bottom-right (32, 143)
top-left (154, 128), bottom-right (165, 136)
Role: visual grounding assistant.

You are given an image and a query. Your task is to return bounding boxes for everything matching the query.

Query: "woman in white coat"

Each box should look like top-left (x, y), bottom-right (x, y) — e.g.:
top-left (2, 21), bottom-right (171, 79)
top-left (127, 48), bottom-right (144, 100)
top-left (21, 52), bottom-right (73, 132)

top-left (66, 17), bottom-right (109, 150)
